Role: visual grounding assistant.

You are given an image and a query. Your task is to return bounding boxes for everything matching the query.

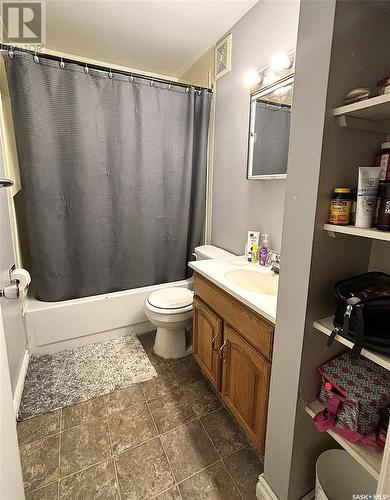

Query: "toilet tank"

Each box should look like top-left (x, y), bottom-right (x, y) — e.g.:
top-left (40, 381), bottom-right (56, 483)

top-left (194, 245), bottom-right (235, 260)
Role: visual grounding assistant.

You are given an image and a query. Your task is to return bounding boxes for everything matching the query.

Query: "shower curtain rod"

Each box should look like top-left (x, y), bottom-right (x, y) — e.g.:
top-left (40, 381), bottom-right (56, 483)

top-left (0, 44), bottom-right (213, 93)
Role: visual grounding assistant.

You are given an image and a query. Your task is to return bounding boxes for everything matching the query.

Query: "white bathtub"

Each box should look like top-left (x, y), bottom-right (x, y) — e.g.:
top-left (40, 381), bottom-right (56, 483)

top-left (25, 278), bottom-right (193, 356)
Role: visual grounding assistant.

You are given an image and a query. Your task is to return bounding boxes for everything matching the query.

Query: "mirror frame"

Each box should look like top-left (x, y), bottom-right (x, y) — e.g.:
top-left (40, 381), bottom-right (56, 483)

top-left (246, 74), bottom-right (294, 180)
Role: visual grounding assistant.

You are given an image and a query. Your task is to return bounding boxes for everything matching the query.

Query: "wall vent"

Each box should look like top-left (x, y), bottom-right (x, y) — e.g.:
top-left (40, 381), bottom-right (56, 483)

top-left (215, 33), bottom-right (232, 80)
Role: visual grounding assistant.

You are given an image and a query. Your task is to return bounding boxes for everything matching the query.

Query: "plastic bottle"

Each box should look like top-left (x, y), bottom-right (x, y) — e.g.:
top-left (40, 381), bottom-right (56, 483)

top-left (375, 141), bottom-right (390, 180)
top-left (258, 234), bottom-right (271, 267)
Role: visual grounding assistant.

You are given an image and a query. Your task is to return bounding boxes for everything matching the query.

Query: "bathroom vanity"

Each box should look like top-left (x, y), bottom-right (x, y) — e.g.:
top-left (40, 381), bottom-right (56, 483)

top-left (189, 257), bottom-right (277, 453)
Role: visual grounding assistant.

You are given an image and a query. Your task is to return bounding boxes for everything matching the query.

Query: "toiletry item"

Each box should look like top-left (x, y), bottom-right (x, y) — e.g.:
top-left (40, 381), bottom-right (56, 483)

top-left (251, 242), bottom-right (258, 264)
top-left (376, 75), bottom-right (390, 95)
top-left (246, 231), bottom-right (260, 262)
top-left (328, 188), bottom-right (352, 225)
top-left (375, 141), bottom-right (390, 180)
top-left (344, 88), bottom-right (372, 104)
top-left (350, 188), bottom-right (357, 224)
top-left (355, 167), bottom-right (381, 228)
top-left (258, 234), bottom-right (271, 267)
top-left (373, 182), bottom-right (386, 227)
top-left (377, 182), bottom-right (390, 231)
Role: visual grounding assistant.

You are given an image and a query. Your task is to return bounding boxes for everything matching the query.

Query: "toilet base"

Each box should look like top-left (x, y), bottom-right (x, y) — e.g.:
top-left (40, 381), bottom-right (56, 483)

top-left (154, 327), bottom-right (188, 359)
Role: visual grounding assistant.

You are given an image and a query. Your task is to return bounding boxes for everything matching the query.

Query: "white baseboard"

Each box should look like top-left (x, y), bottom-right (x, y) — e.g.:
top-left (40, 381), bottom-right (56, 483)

top-left (256, 474), bottom-right (279, 500)
top-left (13, 349), bottom-right (29, 417)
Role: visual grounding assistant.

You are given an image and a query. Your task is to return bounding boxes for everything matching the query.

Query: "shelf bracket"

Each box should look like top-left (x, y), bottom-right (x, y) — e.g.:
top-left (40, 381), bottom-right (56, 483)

top-left (338, 115), bottom-right (390, 134)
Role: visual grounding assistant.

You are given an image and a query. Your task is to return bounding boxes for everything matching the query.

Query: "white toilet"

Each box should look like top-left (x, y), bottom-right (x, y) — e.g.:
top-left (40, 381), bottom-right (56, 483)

top-left (145, 287), bottom-right (194, 359)
top-left (145, 245), bottom-right (235, 359)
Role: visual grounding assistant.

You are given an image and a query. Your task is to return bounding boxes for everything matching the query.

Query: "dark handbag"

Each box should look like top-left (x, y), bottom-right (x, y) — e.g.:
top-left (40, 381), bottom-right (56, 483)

top-left (329, 272), bottom-right (390, 358)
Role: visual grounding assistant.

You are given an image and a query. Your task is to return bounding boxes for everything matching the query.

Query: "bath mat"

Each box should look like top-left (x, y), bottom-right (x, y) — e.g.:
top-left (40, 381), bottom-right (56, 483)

top-left (18, 335), bottom-right (157, 420)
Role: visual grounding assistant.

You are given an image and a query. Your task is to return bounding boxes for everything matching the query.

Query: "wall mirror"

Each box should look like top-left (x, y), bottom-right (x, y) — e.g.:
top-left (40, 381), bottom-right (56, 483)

top-left (247, 75), bottom-right (293, 180)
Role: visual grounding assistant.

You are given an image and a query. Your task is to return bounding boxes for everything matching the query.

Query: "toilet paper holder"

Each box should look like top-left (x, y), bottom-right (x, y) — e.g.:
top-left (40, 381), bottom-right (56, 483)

top-left (0, 266), bottom-right (31, 300)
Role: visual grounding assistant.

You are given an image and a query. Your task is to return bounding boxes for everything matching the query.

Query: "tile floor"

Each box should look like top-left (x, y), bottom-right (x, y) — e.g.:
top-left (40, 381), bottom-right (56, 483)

top-left (18, 331), bottom-right (264, 500)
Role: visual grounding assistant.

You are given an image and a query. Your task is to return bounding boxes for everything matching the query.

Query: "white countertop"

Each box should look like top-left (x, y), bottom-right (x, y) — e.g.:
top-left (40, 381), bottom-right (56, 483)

top-left (189, 256), bottom-right (278, 323)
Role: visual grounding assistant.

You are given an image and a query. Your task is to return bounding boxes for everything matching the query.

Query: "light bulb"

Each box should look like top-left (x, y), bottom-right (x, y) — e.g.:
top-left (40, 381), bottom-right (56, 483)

top-left (270, 51), bottom-right (293, 73)
top-left (244, 69), bottom-right (262, 87)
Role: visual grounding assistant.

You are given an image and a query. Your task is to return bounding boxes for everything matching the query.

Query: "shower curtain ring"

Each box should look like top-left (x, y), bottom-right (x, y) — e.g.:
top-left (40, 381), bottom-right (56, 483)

top-left (59, 58), bottom-right (65, 69)
top-left (150, 79), bottom-right (154, 87)
top-left (168, 82), bottom-right (172, 91)
top-left (129, 74), bottom-right (134, 83)
top-left (108, 68), bottom-right (113, 79)
top-left (84, 63), bottom-right (89, 74)
top-left (185, 86), bottom-right (190, 94)
top-left (8, 49), bottom-right (14, 59)
top-left (33, 52), bottom-right (39, 63)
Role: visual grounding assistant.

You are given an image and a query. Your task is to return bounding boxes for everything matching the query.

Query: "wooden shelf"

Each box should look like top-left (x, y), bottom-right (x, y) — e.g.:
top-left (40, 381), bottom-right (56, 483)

top-left (313, 316), bottom-right (390, 371)
top-left (305, 399), bottom-right (382, 479)
top-left (334, 94), bottom-right (390, 133)
top-left (324, 224), bottom-right (390, 242)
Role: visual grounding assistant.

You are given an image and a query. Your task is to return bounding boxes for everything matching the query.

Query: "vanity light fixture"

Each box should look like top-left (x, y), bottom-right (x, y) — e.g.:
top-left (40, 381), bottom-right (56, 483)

top-left (244, 69), bottom-right (263, 87)
top-left (263, 70), bottom-right (278, 86)
top-left (270, 51), bottom-right (293, 74)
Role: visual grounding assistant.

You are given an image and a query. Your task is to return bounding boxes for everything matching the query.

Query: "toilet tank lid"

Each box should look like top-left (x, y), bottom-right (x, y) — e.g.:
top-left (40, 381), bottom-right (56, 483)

top-left (148, 288), bottom-right (193, 310)
top-left (194, 245), bottom-right (235, 260)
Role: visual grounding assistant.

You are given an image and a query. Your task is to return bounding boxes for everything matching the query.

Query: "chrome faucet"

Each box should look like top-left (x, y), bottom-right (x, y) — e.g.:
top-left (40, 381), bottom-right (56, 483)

top-left (270, 251), bottom-right (281, 274)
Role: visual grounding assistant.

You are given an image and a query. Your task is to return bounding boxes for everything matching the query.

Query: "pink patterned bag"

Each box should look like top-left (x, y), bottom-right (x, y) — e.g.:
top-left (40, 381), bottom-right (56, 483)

top-left (313, 353), bottom-right (390, 450)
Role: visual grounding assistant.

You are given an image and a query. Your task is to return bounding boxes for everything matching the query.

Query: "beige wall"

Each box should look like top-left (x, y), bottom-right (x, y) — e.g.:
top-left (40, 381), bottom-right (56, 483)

top-left (211, 1), bottom-right (300, 255)
top-left (180, 47), bottom-right (214, 88)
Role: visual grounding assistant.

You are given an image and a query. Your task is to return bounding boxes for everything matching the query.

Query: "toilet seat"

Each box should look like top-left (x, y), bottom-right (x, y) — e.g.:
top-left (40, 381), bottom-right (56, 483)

top-left (147, 288), bottom-right (193, 313)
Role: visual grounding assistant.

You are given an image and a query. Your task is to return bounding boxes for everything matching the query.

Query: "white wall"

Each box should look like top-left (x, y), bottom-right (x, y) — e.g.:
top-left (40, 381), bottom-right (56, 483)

top-left (0, 306), bottom-right (24, 500)
top-left (211, 0), bottom-right (300, 255)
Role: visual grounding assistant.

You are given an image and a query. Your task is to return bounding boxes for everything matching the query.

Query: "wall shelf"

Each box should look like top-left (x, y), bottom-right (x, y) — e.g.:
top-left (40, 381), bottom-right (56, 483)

top-left (334, 94), bottom-right (390, 133)
top-left (313, 316), bottom-right (390, 371)
top-left (324, 223), bottom-right (390, 242)
top-left (305, 399), bottom-right (382, 479)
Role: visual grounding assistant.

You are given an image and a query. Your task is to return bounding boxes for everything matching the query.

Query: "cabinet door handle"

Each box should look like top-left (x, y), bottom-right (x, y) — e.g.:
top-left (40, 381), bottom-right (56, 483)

top-left (211, 334), bottom-right (218, 351)
top-left (219, 341), bottom-right (227, 360)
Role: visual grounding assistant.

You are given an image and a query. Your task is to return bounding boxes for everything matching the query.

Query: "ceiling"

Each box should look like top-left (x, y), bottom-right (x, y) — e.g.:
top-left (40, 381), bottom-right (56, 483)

top-left (45, 0), bottom-right (258, 77)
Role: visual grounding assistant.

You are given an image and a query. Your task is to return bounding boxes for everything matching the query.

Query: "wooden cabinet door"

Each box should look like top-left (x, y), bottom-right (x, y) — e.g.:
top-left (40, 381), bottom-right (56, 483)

top-left (193, 297), bottom-right (223, 391)
top-left (221, 324), bottom-right (271, 452)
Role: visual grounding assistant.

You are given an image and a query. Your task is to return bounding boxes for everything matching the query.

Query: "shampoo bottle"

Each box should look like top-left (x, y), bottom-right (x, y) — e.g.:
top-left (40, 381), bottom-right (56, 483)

top-left (258, 234), bottom-right (271, 266)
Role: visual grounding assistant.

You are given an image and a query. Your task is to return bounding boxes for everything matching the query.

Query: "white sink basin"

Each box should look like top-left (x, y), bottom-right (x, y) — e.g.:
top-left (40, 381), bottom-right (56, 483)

top-left (224, 269), bottom-right (278, 295)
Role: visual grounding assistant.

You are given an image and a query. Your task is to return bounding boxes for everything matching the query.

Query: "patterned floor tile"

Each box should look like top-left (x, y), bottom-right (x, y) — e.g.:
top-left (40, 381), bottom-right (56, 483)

top-left (25, 482), bottom-right (58, 500)
top-left (115, 438), bottom-right (174, 500)
top-left (108, 401), bottom-right (157, 454)
top-left (59, 459), bottom-right (119, 499)
top-left (170, 356), bottom-right (203, 385)
top-left (20, 434), bottom-right (60, 492)
top-left (178, 462), bottom-right (240, 499)
top-left (186, 379), bottom-right (222, 417)
top-left (201, 407), bottom-right (247, 457)
top-left (18, 411), bottom-right (60, 446)
top-left (60, 419), bottom-right (111, 477)
top-left (223, 446), bottom-right (263, 500)
top-left (149, 388), bottom-right (196, 433)
top-left (61, 396), bottom-right (106, 430)
top-left (105, 384), bottom-right (145, 415)
top-left (160, 420), bottom-right (218, 483)
top-left (141, 366), bottom-right (180, 401)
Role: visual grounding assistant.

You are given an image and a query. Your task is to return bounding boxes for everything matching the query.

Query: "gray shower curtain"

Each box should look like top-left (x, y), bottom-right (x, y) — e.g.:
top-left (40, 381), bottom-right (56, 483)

top-left (4, 52), bottom-right (211, 301)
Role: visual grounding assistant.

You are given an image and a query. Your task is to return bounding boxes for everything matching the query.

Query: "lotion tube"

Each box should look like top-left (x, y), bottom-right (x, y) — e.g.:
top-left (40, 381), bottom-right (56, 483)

top-left (355, 167), bottom-right (381, 228)
top-left (246, 231), bottom-right (260, 261)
